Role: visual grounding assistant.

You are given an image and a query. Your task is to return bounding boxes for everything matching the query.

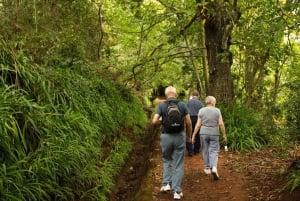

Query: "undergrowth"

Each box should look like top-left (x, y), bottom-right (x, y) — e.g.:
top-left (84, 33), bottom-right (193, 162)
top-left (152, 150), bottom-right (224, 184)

top-left (0, 38), bottom-right (147, 200)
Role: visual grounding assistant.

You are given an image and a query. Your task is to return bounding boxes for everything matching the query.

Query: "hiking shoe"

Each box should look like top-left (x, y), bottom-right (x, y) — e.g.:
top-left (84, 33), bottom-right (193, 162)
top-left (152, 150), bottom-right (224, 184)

top-left (204, 168), bottom-right (211, 174)
top-left (160, 184), bottom-right (171, 192)
top-left (173, 192), bottom-right (183, 200)
top-left (212, 167), bottom-right (219, 180)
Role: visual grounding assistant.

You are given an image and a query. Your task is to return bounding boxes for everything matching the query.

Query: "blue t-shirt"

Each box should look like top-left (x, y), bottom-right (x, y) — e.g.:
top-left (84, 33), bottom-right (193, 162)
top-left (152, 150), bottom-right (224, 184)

top-left (186, 97), bottom-right (203, 117)
top-left (155, 98), bottom-right (189, 133)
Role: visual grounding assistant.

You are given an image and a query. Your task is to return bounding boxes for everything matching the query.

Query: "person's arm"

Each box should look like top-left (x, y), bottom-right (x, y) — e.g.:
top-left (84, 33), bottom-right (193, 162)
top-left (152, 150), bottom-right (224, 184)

top-left (219, 117), bottom-right (227, 143)
top-left (184, 114), bottom-right (192, 142)
top-left (152, 114), bottom-right (161, 125)
top-left (192, 118), bottom-right (201, 143)
top-left (152, 103), bottom-right (163, 126)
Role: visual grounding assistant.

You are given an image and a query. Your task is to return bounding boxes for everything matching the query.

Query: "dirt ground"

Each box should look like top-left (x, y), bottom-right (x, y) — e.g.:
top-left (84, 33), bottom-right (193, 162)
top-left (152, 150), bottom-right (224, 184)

top-left (109, 123), bottom-right (300, 201)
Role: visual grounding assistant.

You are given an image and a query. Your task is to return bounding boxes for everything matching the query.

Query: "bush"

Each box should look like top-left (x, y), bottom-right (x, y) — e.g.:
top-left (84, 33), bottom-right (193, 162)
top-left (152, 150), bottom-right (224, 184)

top-left (0, 39), bottom-right (147, 201)
top-left (222, 105), bottom-right (265, 151)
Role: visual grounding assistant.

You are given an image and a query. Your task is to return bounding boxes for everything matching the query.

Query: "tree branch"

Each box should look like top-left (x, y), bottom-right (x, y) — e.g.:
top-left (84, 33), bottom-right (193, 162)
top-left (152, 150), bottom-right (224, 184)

top-left (180, 12), bottom-right (200, 35)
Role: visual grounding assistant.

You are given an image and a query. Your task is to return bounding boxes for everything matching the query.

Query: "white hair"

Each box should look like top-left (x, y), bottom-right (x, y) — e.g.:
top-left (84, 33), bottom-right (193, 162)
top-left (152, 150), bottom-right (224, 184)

top-left (165, 86), bottom-right (177, 95)
top-left (205, 96), bottom-right (216, 105)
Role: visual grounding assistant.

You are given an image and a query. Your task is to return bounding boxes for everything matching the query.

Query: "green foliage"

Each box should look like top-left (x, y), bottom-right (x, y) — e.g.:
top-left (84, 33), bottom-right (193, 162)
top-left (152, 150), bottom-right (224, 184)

top-left (0, 38), bottom-right (147, 200)
top-left (0, 0), bottom-right (101, 65)
top-left (283, 54), bottom-right (300, 142)
top-left (288, 171), bottom-right (300, 191)
top-left (1, 0), bottom-right (300, 199)
top-left (222, 105), bottom-right (265, 151)
top-left (280, 45), bottom-right (300, 192)
top-left (285, 168), bottom-right (300, 192)
top-left (87, 139), bottom-right (133, 200)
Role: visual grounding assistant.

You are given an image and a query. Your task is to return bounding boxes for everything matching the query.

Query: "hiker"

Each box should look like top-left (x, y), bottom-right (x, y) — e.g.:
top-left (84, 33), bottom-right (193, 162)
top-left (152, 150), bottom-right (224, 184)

top-left (152, 86), bottom-right (192, 200)
top-left (192, 96), bottom-right (227, 180)
top-left (186, 90), bottom-right (204, 156)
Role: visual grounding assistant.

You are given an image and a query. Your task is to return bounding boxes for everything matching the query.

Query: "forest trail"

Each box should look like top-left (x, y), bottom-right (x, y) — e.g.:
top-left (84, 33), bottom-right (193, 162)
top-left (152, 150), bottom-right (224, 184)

top-left (110, 123), bottom-right (300, 201)
top-left (135, 138), bottom-right (299, 201)
top-left (138, 139), bottom-right (249, 201)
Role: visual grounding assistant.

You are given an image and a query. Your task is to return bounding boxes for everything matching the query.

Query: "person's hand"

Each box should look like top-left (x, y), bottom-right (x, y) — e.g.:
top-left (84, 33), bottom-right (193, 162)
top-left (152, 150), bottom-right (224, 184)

top-left (186, 137), bottom-right (192, 143)
top-left (191, 135), bottom-right (195, 144)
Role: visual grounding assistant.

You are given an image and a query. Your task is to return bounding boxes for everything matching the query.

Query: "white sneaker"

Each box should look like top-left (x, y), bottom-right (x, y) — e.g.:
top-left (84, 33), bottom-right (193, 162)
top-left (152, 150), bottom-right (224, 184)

top-left (212, 167), bottom-right (219, 180)
top-left (173, 192), bottom-right (183, 200)
top-left (160, 184), bottom-right (171, 192)
top-left (204, 168), bottom-right (211, 174)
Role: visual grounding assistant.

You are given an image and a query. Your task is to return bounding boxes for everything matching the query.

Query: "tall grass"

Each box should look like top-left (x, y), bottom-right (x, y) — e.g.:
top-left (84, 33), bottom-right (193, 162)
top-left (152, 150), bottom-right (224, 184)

top-left (0, 38), bottom-right (147, 200)
top-left (222, 105), bottom-right (266, 151)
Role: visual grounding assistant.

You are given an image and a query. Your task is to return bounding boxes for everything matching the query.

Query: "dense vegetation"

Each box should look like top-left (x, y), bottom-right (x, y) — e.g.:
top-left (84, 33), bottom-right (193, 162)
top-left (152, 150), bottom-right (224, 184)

top-left (0, 36), bottom-right (147, 200)
top-left (0, 0), bottom-right (300, 200)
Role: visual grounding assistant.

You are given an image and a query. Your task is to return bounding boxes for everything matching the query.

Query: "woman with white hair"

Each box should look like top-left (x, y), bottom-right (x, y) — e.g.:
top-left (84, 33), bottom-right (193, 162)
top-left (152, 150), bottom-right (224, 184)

top-left (191, 96), bottom-right (227, 180)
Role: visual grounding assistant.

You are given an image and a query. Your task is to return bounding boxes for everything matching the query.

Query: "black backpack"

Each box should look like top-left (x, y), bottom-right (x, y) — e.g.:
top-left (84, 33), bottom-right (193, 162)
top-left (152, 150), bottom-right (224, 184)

top-left (163, 100), bottom-right (184, 133)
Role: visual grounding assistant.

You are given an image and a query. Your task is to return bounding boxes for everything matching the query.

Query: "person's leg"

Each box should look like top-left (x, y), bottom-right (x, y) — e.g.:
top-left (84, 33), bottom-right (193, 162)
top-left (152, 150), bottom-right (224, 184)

top-left (209, 135), bottom-right (220, 180)
top-left (200, 135), bottom-right (210, 169)
top-left (191, 116), bottom-right (200, 154)
top-left (194, 133), bottom-right (200, 154)
top-left (186, 141), bottom-right (193, 156)
top-left (208, 135), bottom-right (220, 168)
top-left (171, 133), bottom-right (185, 193)
top-left (160, 133), bottom-right (173, 186)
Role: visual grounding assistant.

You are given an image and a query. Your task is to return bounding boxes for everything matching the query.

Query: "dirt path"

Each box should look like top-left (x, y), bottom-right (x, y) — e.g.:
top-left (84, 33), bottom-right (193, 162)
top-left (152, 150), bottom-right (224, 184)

top-left (134, 137), bottom-right (299, 201)
top-left (109, 123), bottom-right (300, 201)
top-left (136, 138), bottom-right (248, 201)
top-left (137, 140), bottom-right (249, 201)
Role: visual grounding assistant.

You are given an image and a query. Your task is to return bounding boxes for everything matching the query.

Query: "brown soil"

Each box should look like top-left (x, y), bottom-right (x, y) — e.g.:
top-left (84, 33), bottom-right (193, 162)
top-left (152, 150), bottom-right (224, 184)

top-left (109, 122), bottom-right (300, 201)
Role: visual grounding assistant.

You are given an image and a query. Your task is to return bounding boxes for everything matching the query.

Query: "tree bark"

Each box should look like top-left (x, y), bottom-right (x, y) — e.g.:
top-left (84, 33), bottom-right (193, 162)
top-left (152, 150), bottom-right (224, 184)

top-left (200, 22), bottom-right (210, 96)
top-left (198, 0), bottom-right (240, 106)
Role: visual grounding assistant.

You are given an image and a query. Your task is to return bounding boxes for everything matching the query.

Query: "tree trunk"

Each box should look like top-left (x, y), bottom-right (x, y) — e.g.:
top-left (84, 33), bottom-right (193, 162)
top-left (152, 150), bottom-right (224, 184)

top-left (198, 0), bottom-right (240, 106)
top-left (244, 48), bottom-right (270, 108)
top-left (183, 33), bottom-right (204, 95)
top-left (200, 22), bottom-right (210, 97)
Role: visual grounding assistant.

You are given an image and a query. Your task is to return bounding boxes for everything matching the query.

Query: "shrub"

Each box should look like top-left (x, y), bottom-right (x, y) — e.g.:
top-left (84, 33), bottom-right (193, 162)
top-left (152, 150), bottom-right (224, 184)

top-left (222, 105), bottom-right (265, 151)
top-left (0, 39), bottom-right (147, 200)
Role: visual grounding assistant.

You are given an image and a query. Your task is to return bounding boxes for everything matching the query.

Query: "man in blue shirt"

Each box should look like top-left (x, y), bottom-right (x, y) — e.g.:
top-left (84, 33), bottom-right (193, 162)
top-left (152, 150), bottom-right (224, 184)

top-left (152, 86), bottom-right (192, 200)
top-left (186, 90), bottom-right (204, 156)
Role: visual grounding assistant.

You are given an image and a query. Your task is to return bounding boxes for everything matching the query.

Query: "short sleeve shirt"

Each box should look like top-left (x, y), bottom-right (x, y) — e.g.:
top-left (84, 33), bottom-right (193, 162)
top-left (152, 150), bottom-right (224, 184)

top-left (186, 97), bottom-right (203, 117)
top-left (155, 98), bottom-right (189, 133)
top-left (198, 107), bottom-right (222, 135)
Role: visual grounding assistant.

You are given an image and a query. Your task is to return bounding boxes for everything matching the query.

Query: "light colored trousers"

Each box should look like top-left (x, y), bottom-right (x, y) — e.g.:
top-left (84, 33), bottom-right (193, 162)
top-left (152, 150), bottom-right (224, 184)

top-left (160, 132), bottom-right (185, 193)
top-left (200, 134), bottom-right (220, 169)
